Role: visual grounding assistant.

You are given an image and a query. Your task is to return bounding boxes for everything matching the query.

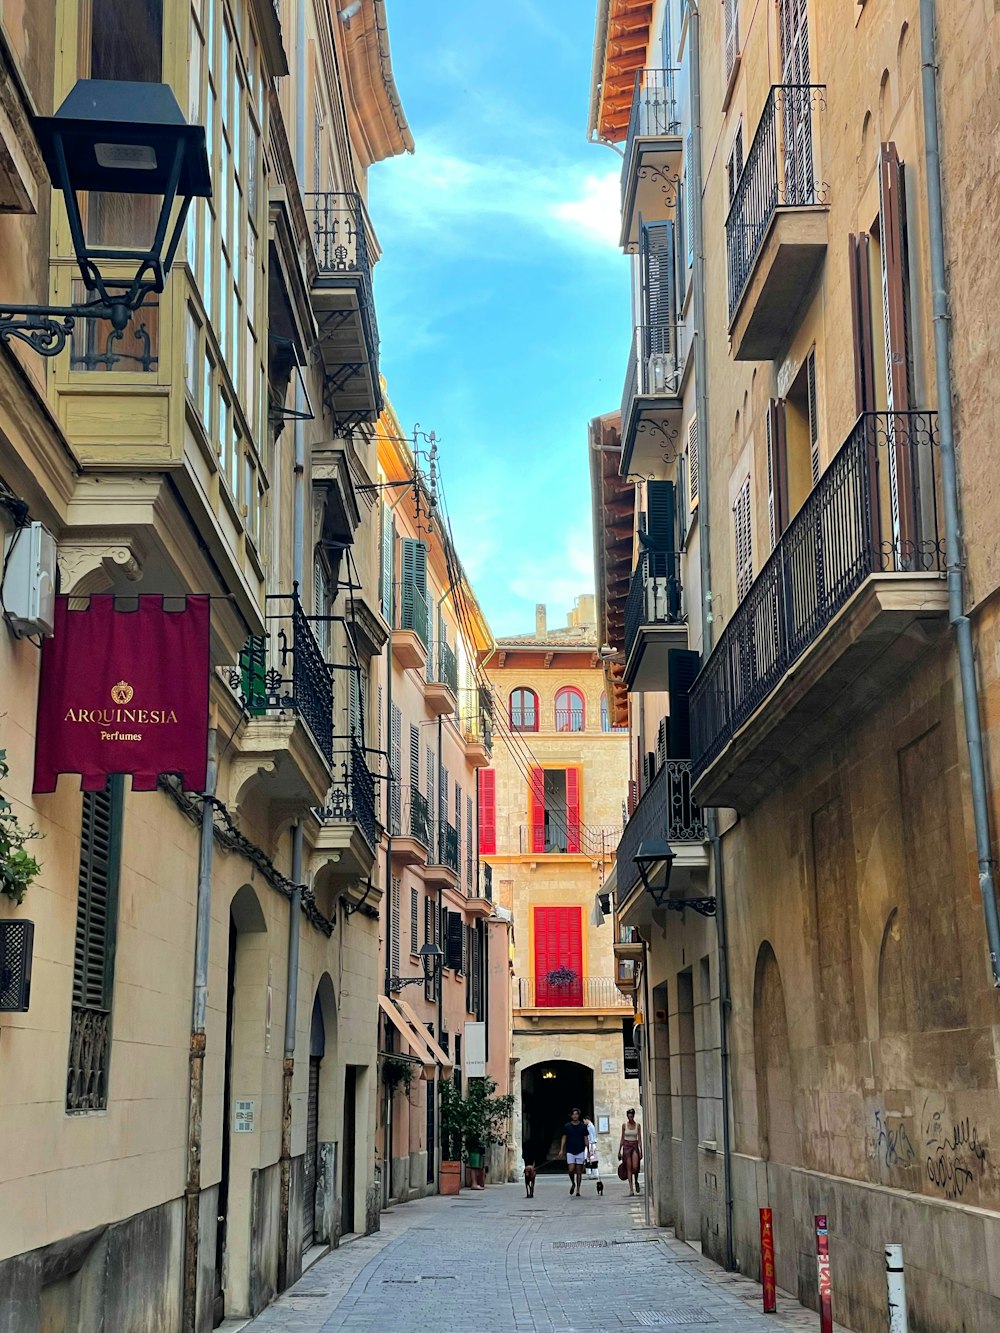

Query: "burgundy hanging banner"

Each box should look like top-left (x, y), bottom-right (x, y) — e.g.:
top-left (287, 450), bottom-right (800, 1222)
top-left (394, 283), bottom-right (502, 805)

top-left (33, 595), bottom-right (210, 793)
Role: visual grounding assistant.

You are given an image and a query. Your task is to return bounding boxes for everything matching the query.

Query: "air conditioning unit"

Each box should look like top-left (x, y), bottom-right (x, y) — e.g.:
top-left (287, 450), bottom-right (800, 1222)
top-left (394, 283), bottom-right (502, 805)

top-left (647, 352), bottom-right (676, 394)
top-left (2, 522), bottom-right (56, 638)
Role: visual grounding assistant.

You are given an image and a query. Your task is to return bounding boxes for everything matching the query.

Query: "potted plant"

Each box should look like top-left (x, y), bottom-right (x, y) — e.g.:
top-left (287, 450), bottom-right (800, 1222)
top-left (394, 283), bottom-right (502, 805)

top-left (459, 1077), bottom-right (515, 1190)
top-left (439, 1078), bottom-right (464, 1195)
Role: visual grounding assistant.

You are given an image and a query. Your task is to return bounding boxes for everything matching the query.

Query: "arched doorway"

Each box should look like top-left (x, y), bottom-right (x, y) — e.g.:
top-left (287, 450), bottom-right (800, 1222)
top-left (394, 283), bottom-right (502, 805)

top-left (521, 1061), bottom-right (594, 1172)
top-left (303, 993), bottom-right (325, 1253)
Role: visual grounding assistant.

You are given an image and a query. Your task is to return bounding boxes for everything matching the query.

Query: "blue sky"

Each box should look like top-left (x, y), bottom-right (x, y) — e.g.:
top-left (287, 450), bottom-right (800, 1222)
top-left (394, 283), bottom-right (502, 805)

top-left (369, 0), bottom-right (628, 638)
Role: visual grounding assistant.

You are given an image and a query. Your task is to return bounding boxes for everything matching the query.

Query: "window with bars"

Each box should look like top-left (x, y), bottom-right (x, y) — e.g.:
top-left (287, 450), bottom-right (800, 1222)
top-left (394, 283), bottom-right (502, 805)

top-left (734, 476), bottom-right (754, 602)
top-left (410, 886), bottom-right (419, 955)
top-left (67, 777), bottom-right (125, 1112)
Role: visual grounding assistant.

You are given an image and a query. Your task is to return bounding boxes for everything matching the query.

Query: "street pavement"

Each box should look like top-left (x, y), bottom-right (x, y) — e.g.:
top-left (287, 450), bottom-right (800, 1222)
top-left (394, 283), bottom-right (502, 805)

top-left (243, 1178), bottom-right (848, 1332)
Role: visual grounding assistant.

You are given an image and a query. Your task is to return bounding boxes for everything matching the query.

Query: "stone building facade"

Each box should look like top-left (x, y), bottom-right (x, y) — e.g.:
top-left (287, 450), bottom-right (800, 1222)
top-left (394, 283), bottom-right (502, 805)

top-left (588, 0), bottom-right (1000, 1327)
top-left (0, 1), bottom-right (412, 1327)
top-left (479, 600), bottom-right (632, 1181)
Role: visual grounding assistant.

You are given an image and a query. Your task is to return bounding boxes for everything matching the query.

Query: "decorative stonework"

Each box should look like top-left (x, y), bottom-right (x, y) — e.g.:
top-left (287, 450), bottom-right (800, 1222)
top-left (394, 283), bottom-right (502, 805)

top-left (58, 539), bottom-right (145, 596)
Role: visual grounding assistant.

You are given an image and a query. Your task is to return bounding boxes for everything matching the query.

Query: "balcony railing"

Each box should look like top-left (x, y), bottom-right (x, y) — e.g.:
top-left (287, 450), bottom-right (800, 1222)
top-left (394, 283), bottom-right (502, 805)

top-left (409, 788), bottom-right (430, 847)
top-left (318, 735), bottom-right (377, 850)
top-left (428, 640), bottom-right (458, 693)
top-left (461, 687), bottom-right (493, 752)
top-left (617, 759), bottom-right (706, 902)
top-left (510, 706), bottom-right (537, 732)
top-left (432, 821), bottom-right (460, 873)
top-left (625, 552), bottom-right (683, 663)
top-left (691, 411), bottom-right (943, 775)
top-left (726, 85), bottom-right (826, 321)
top-left (554, 708), bottom-right (585, 732)
top-left (622, 67), bottom-right (681, 191)
top-left (234, 590), bottom-right (333, 763)
top-left (515, 976), bottom-right (631, 1009)
top-left (621, 323), bottom-right (682, 426)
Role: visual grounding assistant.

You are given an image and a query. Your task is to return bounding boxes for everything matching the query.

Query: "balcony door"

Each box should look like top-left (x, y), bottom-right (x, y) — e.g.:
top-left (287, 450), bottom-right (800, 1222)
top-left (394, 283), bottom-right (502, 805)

top-left (639, 221), bottom-right (677, 389)
top-left (534, 906), bottom-right (583, 1007)
top-left (778, 0), bottom-right (814, 205)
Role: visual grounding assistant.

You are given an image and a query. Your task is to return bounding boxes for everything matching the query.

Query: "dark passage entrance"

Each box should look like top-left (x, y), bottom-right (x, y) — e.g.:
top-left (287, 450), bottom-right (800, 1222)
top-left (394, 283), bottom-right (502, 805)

top-left (342, 1066), bottom-right (357, 1236)
top-left (521, 1061), bottom-right (595, 1172)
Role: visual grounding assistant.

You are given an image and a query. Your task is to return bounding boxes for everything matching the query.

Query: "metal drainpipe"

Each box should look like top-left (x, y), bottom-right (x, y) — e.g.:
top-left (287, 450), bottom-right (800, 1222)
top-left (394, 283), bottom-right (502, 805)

top-left (919, 0), bottom-right (1000, 985)
top-left (688, 0), bottom-right (735, 1268)
top-left (278, 823), bottom-right (304, 1290)
top-left (182, 729), bottom-right (218, 1333)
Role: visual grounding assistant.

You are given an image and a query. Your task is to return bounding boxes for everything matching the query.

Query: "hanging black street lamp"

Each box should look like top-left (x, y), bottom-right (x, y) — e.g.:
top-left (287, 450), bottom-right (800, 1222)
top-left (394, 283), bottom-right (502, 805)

top-left (388, 941), bottom-right (444, 992)
top-left (633, 836), bottom-right (716, 917)
top-left (0, 79), bottom-right (211, 357)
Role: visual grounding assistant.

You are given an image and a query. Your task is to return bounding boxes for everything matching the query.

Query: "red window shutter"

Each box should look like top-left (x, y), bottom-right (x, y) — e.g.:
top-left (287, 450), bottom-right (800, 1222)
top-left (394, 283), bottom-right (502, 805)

top-left (478, 769), bottom-right (496, 855)
top-left (529, 766), bottom-right (545, 853)
top-left (534, 906), bottom-right (583, 1007)
top-left (566, 768), bottom-right (581, 853)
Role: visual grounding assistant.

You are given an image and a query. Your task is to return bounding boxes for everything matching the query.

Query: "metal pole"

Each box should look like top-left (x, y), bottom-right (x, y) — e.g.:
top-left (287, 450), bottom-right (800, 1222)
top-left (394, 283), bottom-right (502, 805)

top-left (182, 729), bottom-right (218, 1333)
top-left (760, 1208), bottom-right (777, 1312)
top-left (815, 1215), bottom-right (833, 1333)
top-left (278, 823), bottom-right (304, 1290)
top-left (919, 0), bottom-right (1000, 985)
top-left (885, 1244), bottom-right (908, 1333)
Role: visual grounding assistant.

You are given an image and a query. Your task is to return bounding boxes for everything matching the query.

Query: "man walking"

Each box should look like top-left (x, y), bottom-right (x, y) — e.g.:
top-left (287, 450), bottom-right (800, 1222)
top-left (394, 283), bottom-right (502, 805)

top-left (558, 1107), bottom-right (589, 1197)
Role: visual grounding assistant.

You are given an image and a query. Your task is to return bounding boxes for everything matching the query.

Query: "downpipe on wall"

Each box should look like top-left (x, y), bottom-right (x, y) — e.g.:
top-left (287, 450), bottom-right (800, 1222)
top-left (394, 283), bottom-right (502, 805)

top-left (278, 822), bottom-right (304, 1290)
top-left (919, 0), bottom-right (1000, 986)
top-left (182, 729), bottom-right (218, 1333)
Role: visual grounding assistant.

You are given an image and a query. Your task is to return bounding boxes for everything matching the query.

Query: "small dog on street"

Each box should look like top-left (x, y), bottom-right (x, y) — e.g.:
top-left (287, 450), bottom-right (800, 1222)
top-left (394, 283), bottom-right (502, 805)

top-left (596, 1179), bottom-right (604, 1196)
top-left (523, 1162), bottom-right (537, 1197)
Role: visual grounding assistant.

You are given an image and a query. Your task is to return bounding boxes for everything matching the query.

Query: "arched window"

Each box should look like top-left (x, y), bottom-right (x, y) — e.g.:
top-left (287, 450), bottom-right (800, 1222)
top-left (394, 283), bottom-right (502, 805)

top-left (601, 692), bottom-right (610, 733)
top-left (509, 687), bottom-right (539, 732)
top-left (555, 686), bottom-right (585, 732)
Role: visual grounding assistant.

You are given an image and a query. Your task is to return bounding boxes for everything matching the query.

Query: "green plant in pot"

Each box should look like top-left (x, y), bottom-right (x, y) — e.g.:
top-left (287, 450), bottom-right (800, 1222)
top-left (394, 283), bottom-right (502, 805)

top-left (441, 1076), bottom-right (514, 1189)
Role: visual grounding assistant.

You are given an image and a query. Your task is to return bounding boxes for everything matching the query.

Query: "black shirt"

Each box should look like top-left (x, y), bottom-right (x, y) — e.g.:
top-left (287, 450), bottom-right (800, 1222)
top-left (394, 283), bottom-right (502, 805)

top-left (564, 1121), bottom-right (588, 1154)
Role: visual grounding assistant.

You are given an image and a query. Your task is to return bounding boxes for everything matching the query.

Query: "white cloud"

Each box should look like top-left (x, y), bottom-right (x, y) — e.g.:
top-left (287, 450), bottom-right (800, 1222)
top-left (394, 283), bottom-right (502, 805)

top-left (548, 171), bottom-right (622, 250)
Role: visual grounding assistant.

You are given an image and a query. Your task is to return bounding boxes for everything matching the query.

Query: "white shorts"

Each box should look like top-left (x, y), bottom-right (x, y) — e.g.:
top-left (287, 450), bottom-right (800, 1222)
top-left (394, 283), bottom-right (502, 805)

top-left (567, 1151), bottom-right (587, 1165)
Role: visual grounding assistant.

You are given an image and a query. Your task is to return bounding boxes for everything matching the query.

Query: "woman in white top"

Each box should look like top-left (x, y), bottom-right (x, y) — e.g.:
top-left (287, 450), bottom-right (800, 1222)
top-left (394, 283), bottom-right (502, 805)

top-left (619, 1107), bottom-right (642, 1196)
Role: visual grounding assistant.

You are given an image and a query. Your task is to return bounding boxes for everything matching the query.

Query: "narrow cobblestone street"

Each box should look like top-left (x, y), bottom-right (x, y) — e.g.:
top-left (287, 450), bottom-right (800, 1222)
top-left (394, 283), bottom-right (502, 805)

top-left (244, 1183), bottom-right (847, 1332)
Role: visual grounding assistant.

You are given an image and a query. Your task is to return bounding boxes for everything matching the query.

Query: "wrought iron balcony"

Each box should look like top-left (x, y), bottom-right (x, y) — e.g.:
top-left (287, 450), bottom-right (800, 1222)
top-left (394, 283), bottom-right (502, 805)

top-left (726, 85), bottom-right (828, 358)
top-left (691, 411), bottom-right (946, 810)
top-left (434, 821), bottom-right (460, 874)
top-left (426, 640), bottom-right (459, 697)
top-left (515, 975), bottom-right (631, 1010)
top-left (304, 191), bottom-right (382, 429)
top-left (317, 735), bottom-right (378, 852)
top-left (234, 590), bottom-right (333, 764)
top-left (461, 687), bottom-right (493, 761)
top-left (620, 67), bottom-right (683, 252)
top-left (554, 707), bottom-right (585, 733)
top-left (620, 322), bottom-right (683, 478)
top-left (616, 759), bottom-right (707, 914)
top-left (410, 788), bottom-right (430, 848)
top-left (624, 552), bottom-right (686, 691)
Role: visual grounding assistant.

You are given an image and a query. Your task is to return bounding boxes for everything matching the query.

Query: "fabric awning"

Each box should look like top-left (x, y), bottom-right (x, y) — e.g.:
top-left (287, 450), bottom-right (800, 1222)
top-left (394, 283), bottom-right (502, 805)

top-left (378, 995), bottom-right (435, 1079)
top-left (395, 997), bottom-right (455, 1076)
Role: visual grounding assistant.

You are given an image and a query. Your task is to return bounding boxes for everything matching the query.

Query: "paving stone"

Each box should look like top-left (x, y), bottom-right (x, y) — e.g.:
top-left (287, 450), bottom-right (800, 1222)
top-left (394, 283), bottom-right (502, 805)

top-left (243, 1180), bottom-right (850, 1332)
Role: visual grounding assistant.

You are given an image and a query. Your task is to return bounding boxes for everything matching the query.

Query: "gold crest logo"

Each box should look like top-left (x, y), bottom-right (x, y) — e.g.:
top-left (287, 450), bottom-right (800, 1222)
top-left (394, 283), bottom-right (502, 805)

top-left (110, 680), bottom-right (134, 705)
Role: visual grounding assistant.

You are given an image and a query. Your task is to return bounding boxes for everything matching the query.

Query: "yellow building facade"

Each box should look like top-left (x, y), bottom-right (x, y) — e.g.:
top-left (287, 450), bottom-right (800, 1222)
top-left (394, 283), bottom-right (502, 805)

top-left (479, 600), bottom-right (632, 1180)
top-left (0, 1), bottom-right (412, 1327)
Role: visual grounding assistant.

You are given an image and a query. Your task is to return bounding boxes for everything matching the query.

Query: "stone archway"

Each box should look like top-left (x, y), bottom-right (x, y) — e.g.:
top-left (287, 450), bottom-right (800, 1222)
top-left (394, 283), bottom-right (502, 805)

top-left (304, 973), bottom-right (339, 1253)
top-left (520, 1060), bottom-right (595, 1172)
top-left (753, 941), bottom-right (798, 1165)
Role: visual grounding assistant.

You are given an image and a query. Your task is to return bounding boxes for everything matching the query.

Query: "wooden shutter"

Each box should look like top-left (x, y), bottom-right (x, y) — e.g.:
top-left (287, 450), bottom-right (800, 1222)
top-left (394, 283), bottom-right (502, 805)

top-left (734, 477), bottom-right (753, 601)
top-left (566, 768), bottom-right (581, 854)
top-left (806, 349), bottom-right (820, 484)
top-left (238, 634), bottom-right (267, 716)
top-left (390, 704), bottom-right (401, 834)
top-left (425, 744), bottom-right (435, 824)
top-left (533, 906), bottom-right (583, 1007)
top-left (878, 141), bottom-right (916, 553)
top-left (349, 664), bottom-right (363, 741)
top-left (766, 399), bottom-right (789, 548)
top-left (646, 480), bottom-right (676, 556)
top-left (848, 233), bottom-right (876, 414)
top-left (391, 876), bottom-right (401, 977)
top-left (410, 886), bottom-right (419, 953)
top-left (446, 911), bottom-right (463, 971)
top-left (424, 895), bottom-right (433, 1001)
top-left (724, 0), bottom-right (740, 79)
top-left (400, 538), bottom-right (427, 633)
top-left (478, 769), bottom-right (496, 855)
top-left (640, 221), bottom-right (677, 367)
top-left (409, 723), bottom-right (419, 792)
top-left (528, 766), bottom-right (545, 854)
top-left (666, 649), bottom-right (702, 759)
top-left (687, 416), bottom-right (699, 507)
top-left (73, 778), bottom-right (124, 1010)
top-left (379, 503), bottom-right (394, 623)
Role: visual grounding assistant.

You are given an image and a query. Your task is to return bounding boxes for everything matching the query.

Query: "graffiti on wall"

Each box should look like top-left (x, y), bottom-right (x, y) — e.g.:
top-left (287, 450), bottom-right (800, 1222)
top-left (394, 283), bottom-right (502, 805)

top-left (871, 1107), bottom-right (916, 1171)
top-left (922, 1097), bottom-right (988, 1201)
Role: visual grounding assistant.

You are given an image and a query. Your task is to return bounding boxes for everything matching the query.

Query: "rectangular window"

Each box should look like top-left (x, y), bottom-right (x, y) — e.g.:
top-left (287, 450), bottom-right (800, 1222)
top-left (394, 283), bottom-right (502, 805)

top-left (533, 905), bottom-right (583, 1007)
top-left (67, 777), bottom-right (125, 1112)
top-left (478, 768), bottom-right (496, 855)
top-left (390, 705), bottom-right (401, 835)
top-left (528, 767), bottom-right (580, 854)
top-left (734, 476), bottom-right (753, 602)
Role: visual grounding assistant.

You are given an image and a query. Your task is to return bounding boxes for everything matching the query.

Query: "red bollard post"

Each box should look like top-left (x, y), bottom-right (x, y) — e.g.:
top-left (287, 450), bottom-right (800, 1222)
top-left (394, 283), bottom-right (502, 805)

top-left (815, 1214), bottom-right (833, 1333)
top-left (759, 1208), bottom-right (777, 1313)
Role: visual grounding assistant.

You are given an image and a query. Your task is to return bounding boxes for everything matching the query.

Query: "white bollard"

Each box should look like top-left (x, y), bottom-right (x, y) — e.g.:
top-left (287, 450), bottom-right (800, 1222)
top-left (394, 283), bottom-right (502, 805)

top-left (885, 1244), bottom-right (908, 1333)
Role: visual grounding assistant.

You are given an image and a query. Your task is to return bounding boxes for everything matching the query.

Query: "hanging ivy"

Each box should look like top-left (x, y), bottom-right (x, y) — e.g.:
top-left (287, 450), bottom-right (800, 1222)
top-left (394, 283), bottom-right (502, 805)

top-left (381, 1053), bottom-right (417, 1097)
top-left (0, 750), bottom-right (41, 906)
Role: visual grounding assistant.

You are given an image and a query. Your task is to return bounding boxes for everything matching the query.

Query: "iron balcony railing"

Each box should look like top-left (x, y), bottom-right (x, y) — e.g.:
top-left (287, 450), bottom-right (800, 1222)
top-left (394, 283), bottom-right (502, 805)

top-left (516, 823), bottom-right (621, 857)
top-left (303, 190), bottom-right (382, 421)
top-left (234, 588), bottom-right (334, 763)
top-left (510, 705), bottom-right (537, 732)
top-left (691, 411), bottom-right (944, 775)
top-left (461, 687), bottom-right (493, 752)
top-left (616, 759), bottom-right (706, 905)
top-left (625, 551), bottom-right (683, 663)
top-left (726, 84), bottom-right (827, 321)
top-left (409, 788), bottom-right (430, 848)
top-left (622, 67), bottom-right (681, 195)
top-left (428, 640), bottom-right (459, 694)
top-left (431, 820), bottom-right (460, 873)
top-left (318, 735), bottom-right (377, 850)
top-left (554, 707), bottom-right (585, 733)
top-left (621, 323), bottom-right (682, 428)
top-left (515, 976), bottom-right (632, 1009)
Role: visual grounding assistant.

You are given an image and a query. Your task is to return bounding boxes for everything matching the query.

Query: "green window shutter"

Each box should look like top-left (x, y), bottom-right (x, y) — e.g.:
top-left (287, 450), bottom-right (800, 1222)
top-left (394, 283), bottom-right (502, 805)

top-left (239, 635), bottom-right (267, 715)
top-left (380, 504), bottom-right (394, 625)
top-left (400, 538), bottom-right (428, 643)
top-left (73, 777), bottom-right (125, 1012)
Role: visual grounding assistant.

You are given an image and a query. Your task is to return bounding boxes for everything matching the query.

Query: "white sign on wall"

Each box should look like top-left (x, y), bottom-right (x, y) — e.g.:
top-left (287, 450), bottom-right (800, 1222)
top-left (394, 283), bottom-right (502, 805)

top-left (234, 1099), bottom-right (256, 1133)
top-left (601, 1058), bottom-right (618, 1073)
top-left (464, 1021), bottom-right (486, 1077)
